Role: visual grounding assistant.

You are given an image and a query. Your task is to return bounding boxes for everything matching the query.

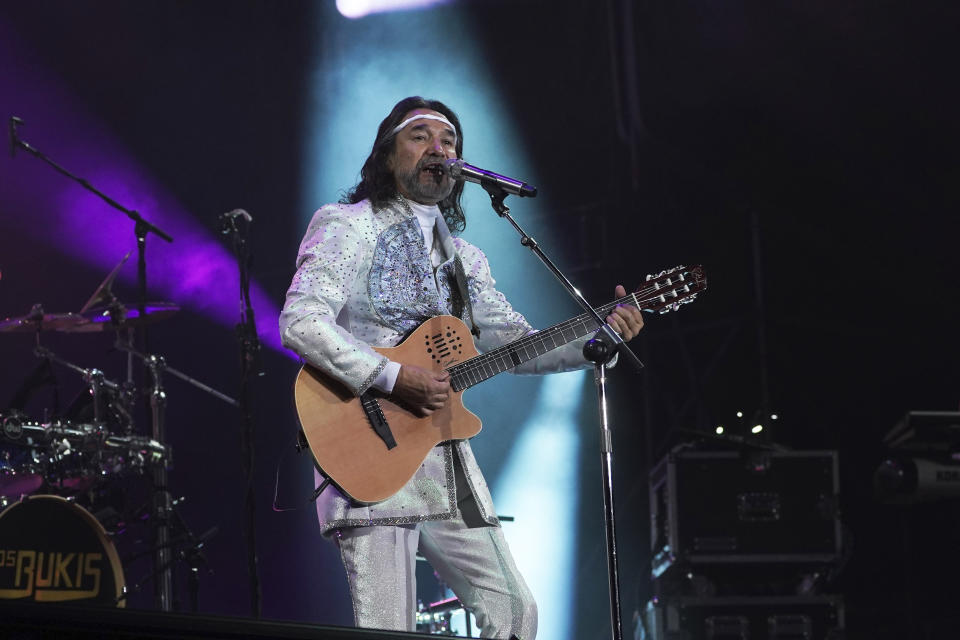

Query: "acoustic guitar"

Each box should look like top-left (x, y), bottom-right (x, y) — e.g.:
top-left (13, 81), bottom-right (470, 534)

top-left (294, 265), bottom-right (706, 503)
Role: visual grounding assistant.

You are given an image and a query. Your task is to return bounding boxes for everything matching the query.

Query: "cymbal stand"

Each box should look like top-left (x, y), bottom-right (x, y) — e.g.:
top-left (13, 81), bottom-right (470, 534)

top-left (482, 184), bottom-right (643, 640)
top-left (114, 341), bottom-right (237, 612)
top-left (143, 353), bottom-right (173, 612)
top-left (114, 340), bottom-right (240, 409)
top-left (32, 345), bottom-right (117, 432)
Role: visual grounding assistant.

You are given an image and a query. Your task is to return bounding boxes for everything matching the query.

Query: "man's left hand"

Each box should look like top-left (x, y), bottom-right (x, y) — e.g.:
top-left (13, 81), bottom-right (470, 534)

top-left (605, 284), bottom-right (644, 341)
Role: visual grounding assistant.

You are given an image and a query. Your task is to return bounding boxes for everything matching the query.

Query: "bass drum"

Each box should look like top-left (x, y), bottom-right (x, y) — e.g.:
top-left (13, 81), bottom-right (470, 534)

top-left (0, 495), bottom-right (125, 606)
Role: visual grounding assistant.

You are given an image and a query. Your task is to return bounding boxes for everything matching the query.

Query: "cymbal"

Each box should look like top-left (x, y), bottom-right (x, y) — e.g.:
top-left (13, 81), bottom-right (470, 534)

top-left (0, 302), bottom-right (179, 333)
top-left (68, 302), bottom-right (180, 333)
top-left (0, 312), bottom-right (88, 333)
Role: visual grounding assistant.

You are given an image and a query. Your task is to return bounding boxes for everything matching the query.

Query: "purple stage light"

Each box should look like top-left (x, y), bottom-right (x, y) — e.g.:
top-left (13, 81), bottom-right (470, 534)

top-left (0, 20), bottom-right (289, 356)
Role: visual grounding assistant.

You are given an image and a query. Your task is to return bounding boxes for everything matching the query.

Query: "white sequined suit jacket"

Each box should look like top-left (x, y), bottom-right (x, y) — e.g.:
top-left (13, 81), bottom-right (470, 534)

top-left (280, 198), bottom-right (593, 534)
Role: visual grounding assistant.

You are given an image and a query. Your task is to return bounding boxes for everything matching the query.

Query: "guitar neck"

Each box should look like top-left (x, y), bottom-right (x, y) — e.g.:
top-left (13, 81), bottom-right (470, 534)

top-left (447, 297), bottom-right (627, 393)
top-left (446, 265), bottom-right (705, 392)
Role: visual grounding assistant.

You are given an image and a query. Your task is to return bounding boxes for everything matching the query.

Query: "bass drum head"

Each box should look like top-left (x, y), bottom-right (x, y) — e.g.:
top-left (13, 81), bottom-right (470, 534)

top-left (0, 495), bottom-right (125, 606)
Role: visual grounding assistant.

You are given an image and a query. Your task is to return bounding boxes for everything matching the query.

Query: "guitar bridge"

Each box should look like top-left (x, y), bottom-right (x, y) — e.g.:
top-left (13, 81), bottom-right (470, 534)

top-left (360, 392), bottom-right (396, 450)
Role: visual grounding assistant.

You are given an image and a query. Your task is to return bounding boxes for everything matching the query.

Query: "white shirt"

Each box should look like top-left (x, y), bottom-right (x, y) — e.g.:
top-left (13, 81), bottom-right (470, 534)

top-left (408, 199), bottom-right (444, 268)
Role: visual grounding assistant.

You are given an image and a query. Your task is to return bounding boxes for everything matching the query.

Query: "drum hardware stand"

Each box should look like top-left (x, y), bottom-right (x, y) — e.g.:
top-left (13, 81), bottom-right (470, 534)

top-left (114, 341), bottom-right (237, 612)
top-left (31, 345), bottom-right (117, 434)
top-left (84, 368), bottom-right (108, 426)
top-left (114, 341), bottom-right (240, 410)
top-left (117, 496), bottom-right (219, 612)
top-left (220, 208), bottom-right (262, 617)
top-left (143, 352), bottom-right (174, 612)
top-left (21, 346), bottom-right (123, 494)
top-left (8, 337), bottom-right (59, 416)
top-left (483, 183), bottom-right (644, 640)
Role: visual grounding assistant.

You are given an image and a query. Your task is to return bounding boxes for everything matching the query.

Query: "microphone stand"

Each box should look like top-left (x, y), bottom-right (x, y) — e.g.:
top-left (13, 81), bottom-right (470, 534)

top-left (220, 209), bottom-right (262, 618)
top-left (482, 184), bottom-right (642, 640)
top-left (117, 502), bottom-right (219, 613)
top-left (10, 117), bottom-right (175, 611)
top-left (8, 118), bottom-right (173, 346)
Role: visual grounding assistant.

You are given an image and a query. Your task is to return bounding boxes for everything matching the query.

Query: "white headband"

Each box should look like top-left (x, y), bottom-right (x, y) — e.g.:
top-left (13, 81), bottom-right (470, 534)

top-left (391, 113), bottom-right (457, 137)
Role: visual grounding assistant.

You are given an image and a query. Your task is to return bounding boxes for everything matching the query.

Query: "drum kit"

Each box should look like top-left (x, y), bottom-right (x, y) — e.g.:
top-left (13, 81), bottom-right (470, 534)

top-left (3, 119), bottom-right (251, 614)
top-left (0, 270), bottom-right (230, 611)
top-left (0, 297), bottom-right (172, 503)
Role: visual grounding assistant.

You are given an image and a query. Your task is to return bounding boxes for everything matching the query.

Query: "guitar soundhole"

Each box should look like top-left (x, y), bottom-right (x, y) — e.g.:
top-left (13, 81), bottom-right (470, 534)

top-left (425, 326), bottom-right (463, 361)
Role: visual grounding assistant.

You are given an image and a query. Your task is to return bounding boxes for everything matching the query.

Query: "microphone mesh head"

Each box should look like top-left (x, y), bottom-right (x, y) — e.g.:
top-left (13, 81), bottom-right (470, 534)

top-left (444, 158), bottom-right (465, 179)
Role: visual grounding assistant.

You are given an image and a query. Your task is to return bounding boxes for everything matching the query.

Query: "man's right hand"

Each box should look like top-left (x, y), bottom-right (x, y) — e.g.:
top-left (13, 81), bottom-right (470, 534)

top-left (391, 365), bottom-right (451, 417)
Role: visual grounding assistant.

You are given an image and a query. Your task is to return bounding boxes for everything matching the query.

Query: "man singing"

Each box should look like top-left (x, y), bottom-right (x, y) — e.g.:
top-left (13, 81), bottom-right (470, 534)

top-left (280, 96), bottom-right (643, 639)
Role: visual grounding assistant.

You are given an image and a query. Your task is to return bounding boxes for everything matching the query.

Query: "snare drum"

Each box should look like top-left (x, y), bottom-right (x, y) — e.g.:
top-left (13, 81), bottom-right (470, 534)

top-left (0, 495), bottom-right (125, 606)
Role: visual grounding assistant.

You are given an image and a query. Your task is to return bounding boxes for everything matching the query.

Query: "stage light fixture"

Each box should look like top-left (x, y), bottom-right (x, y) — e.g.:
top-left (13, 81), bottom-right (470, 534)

top-left (336, 0), bottom-right (453, 19)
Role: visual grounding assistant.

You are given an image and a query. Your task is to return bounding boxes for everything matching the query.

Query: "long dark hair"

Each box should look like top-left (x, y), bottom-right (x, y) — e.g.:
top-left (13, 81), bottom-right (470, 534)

top-left (341, 96), bottom-right (466, 233)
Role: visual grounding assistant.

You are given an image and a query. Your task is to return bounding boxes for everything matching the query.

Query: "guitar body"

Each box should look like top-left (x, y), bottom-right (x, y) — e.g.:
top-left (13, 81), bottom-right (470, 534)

top-left (294, 315), bottom-right (482, 504)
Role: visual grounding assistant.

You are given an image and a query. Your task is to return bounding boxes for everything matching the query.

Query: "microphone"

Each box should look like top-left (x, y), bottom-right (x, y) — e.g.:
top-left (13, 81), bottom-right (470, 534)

top-left (219, 208), bottom-right (253, 234)
top-left (9, 116), bottom-right (23, 158)
top-left (444, 158), bottom-right (537, 198)
top-left (222, 208), bottom-right (253, 222)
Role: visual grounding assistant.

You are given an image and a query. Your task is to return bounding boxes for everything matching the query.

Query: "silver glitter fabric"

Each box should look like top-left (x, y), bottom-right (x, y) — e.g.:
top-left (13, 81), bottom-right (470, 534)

top-left (280, 201), bottom-right (408, 396)
top-left (336, 524), bottom-right (420, 632)
top-left (368, 216), bottom-right (448, 335)
top-left (283, 198), bottom-right (597, 535)
top-left (337, 513), bottom-right (537, 639)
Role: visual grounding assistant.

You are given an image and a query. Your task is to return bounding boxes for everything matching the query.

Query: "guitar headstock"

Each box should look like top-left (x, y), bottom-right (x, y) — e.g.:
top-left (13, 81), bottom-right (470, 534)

top-left (635, 265), bottom-right (707, 314)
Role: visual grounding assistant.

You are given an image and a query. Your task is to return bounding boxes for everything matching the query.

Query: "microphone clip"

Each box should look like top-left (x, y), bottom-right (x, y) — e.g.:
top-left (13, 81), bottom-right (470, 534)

top-left (219, 208), bottom-right (252, 235)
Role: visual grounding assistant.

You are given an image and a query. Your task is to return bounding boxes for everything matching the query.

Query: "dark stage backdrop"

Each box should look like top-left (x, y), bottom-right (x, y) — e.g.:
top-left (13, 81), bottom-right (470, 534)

top-left (0, 1), bottom-right (958, 638)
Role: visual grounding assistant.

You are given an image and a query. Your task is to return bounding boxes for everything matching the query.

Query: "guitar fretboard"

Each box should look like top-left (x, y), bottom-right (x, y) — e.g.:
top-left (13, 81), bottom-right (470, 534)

top-left (446, 299), bottom-right (623, 392)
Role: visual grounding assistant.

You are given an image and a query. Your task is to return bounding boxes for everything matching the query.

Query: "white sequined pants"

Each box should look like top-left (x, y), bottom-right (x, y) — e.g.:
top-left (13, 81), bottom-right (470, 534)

top-left (335, 517), bottom-right (538, 640)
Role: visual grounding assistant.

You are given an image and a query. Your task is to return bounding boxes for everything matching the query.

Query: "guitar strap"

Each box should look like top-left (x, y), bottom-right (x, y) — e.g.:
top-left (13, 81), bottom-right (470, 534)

top-left (451, 255), bottom-right (480, 338)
